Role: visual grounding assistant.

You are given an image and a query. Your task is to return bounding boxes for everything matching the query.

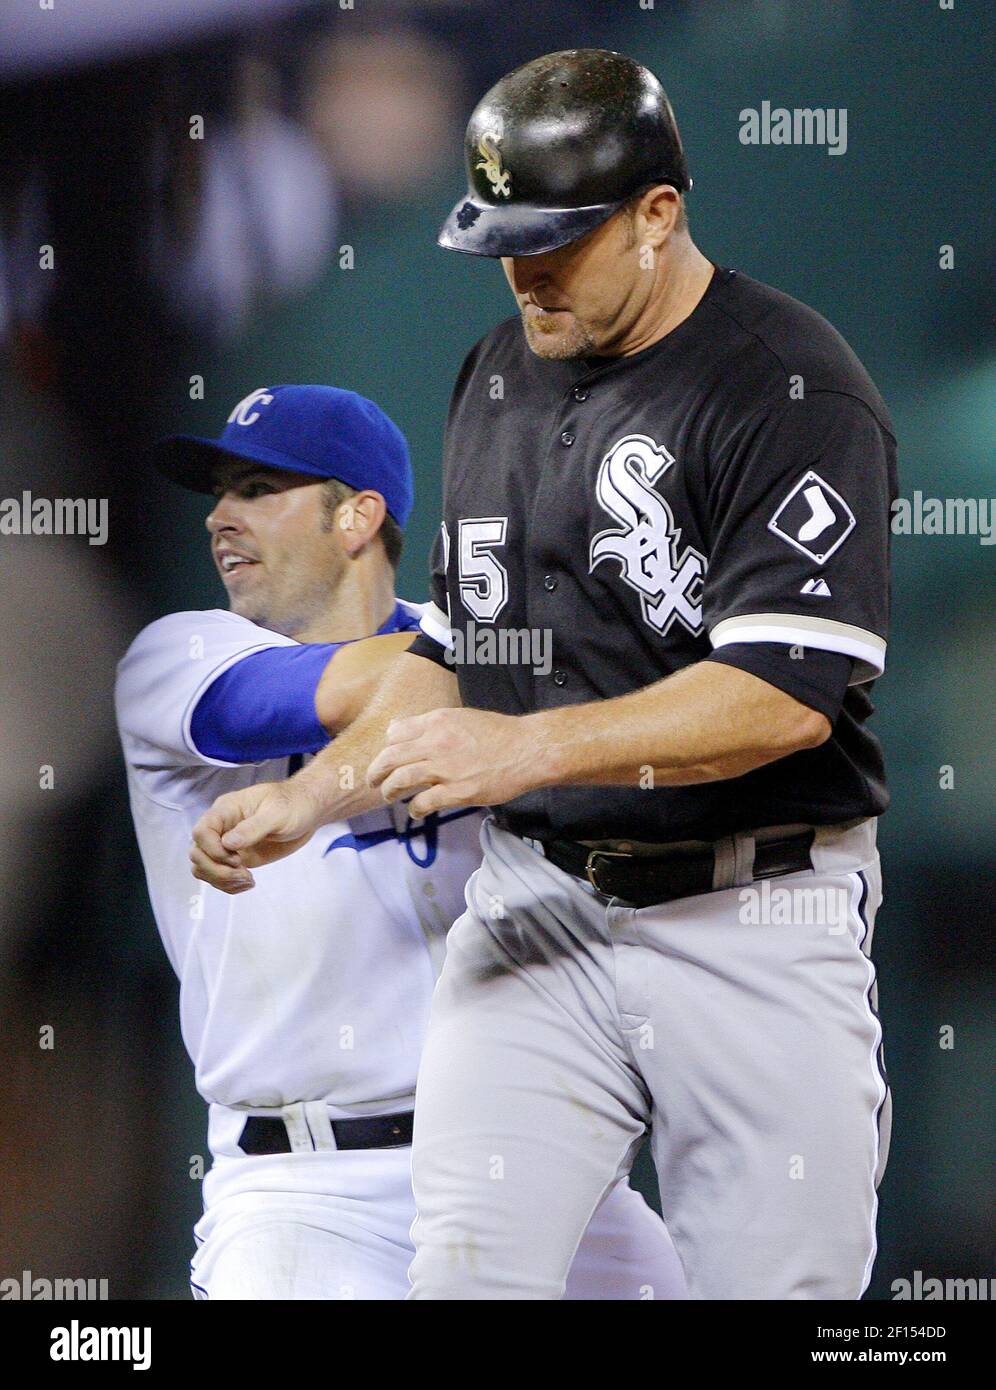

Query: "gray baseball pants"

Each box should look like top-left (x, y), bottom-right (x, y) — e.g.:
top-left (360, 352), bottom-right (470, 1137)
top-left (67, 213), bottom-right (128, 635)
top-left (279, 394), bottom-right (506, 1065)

top-left (408, 815), bottom-right (890, 1299)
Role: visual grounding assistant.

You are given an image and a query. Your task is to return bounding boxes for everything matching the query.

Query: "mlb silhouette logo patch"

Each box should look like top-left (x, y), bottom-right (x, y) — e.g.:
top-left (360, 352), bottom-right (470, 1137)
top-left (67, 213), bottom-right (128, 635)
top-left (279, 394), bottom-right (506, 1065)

top-left (768, 471), bottom-right (856, 564)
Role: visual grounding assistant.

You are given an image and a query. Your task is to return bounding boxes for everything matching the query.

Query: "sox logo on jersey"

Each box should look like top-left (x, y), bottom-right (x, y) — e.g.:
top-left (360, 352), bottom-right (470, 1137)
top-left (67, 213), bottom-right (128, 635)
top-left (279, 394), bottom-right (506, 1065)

top-left (589, 434), bottom-right (706, 637)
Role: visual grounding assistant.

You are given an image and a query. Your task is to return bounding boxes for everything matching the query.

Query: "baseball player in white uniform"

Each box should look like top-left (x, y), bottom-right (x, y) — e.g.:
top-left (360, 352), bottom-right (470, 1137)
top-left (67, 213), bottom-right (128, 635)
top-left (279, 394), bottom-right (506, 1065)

top-left (116, 384), bottom-right (687, 1299)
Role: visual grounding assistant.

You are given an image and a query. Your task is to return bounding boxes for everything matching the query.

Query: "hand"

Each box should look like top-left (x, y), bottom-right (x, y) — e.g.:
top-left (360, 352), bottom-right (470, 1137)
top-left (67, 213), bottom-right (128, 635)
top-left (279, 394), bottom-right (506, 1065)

top-left (190, 779), bottom-right (325, 894)
top-left (367, 708), bottom-right (542, 818)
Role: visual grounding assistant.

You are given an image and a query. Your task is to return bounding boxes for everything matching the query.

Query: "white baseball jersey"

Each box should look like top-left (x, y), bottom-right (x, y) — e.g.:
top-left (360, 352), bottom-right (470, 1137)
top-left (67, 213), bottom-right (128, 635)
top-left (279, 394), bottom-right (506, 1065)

top-left (115, 606), bottom-right (484, 1117)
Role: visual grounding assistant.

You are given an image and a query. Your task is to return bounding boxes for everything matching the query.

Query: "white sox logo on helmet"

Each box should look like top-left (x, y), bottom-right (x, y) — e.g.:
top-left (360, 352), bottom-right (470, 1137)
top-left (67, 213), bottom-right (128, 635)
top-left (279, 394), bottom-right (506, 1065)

top-left (475, 132), bottom-right (511, 198)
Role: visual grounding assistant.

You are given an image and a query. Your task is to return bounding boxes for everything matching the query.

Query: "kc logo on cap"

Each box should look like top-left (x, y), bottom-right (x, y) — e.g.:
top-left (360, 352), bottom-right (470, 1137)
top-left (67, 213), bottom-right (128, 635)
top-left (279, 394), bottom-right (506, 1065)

top-left (227, 388), bottom-right (275, 428)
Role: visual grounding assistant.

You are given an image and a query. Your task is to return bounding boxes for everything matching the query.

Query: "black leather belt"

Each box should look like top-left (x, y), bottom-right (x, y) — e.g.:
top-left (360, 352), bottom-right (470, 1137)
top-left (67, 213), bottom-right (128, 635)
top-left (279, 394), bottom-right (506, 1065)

top-left (537, 829), bottom-right (815, 908)
top-left (238, 1109), bottom-right (414, 1155)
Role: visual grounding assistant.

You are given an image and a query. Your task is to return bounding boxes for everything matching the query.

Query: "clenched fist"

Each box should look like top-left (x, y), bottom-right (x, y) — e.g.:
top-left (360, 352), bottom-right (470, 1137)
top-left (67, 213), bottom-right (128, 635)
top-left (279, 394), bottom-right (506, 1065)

top-left (190, 778), bottom-right (327, 893)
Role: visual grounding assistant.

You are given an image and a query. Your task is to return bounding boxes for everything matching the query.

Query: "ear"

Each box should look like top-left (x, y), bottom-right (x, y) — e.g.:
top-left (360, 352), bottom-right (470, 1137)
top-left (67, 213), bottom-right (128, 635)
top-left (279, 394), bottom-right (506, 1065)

top-left (336, 490), bottom-right (388, 558)
top-left (633, 185), bottom-right (683, 249)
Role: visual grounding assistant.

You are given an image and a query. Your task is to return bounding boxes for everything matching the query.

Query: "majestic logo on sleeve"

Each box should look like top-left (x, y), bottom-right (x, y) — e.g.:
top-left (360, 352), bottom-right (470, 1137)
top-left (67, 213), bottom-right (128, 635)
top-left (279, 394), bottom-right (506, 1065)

top-left (589, 434), bottom-right (705, 637)
top-left (768, 470), bottom-right (856, 564)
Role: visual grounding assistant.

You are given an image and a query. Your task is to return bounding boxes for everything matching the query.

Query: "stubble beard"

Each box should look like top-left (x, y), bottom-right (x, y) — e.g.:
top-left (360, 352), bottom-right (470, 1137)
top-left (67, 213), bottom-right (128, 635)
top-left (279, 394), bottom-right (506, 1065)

top-left (521, 310), bottom-right (597, 361)
top-left (228, 558), bottom-right (346, 640)
top-left (227, 587), bottom-right (273, 631)
top-left (229, 585), bottom-right (315, 639)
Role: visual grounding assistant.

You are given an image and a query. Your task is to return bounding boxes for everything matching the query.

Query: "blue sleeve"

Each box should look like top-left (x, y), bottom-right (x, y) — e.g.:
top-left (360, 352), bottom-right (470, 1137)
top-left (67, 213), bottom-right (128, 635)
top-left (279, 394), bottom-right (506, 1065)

top-left (189, 643), bottom-right (339, 763)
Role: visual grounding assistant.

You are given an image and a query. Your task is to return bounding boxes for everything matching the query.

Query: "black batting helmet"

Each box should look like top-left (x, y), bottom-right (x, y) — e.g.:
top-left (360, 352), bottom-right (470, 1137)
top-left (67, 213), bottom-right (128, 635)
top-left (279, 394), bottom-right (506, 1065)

top-left (438, 49), bottom-right (691, 259)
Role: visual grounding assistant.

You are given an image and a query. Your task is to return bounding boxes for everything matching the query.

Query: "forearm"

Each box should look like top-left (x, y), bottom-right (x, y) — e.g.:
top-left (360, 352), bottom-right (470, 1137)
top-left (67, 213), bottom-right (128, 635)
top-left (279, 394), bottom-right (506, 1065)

top-left (528, 660), bottom-right (831, 791)
top-left (314, 631), bottom-right (417, 734)
top-left (295, 651), bottom-right (462, 820)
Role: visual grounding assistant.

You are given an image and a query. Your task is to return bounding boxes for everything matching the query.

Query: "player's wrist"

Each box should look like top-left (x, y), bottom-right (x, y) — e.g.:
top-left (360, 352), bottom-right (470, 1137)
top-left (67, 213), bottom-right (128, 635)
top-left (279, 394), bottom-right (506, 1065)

top-left (519, 703), bottom-right (651, 789)
top-left (518, 709), bottom-right (576, 790)
top-left (291, 759), bottom-right (347, 828)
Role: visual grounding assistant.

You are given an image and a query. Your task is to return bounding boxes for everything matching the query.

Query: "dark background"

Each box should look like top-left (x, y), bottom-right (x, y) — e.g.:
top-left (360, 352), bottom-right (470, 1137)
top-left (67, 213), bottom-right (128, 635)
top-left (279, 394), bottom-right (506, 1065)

top-left (0, 0), bottom-right (992, 1299)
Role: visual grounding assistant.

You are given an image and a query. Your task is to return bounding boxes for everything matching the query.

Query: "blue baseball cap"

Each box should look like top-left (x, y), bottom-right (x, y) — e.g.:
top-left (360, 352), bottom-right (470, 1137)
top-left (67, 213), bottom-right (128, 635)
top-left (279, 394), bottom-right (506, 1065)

top-left (154, 385), bottom-right (415, 527)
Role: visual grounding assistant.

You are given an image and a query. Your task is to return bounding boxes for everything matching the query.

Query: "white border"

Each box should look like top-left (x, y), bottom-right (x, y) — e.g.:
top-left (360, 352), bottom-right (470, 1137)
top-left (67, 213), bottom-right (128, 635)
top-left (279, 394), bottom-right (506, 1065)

top-left (710, 612), bottom-right (886, 683)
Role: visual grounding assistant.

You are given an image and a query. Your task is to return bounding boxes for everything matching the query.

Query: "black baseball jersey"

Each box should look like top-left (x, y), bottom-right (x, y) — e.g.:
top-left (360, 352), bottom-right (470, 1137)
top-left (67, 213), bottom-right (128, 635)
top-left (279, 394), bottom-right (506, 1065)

top-left (410, 267), bottom-right (897, 843)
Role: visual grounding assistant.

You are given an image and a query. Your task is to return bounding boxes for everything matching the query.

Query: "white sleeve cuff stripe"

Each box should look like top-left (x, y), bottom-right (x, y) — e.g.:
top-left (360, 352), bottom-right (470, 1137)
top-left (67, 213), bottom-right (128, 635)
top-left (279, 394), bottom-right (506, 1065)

top-left (710, 613), bottom-right (886, 684)
top-left (418, 601), bottom-right (454, 651)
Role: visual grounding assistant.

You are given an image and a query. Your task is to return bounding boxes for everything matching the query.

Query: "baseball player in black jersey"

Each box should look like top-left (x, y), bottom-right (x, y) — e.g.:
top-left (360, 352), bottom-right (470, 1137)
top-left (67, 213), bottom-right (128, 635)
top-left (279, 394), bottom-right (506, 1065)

top-left (193, 49), bottom-right (895, 1300)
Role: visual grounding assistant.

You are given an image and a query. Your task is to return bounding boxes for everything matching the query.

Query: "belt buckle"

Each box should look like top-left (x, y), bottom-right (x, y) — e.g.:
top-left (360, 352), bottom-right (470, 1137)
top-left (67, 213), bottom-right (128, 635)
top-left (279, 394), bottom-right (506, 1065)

top-left (585, 849), bottom-right (634, 894)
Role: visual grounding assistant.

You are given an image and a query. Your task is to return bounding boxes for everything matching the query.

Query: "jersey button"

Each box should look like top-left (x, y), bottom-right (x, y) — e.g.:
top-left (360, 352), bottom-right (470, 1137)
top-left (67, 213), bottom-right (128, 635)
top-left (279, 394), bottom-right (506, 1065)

top-left (543, 573), bottom-right (558, 591)
top-left (560, 431), bottom-right (575, 446)
top-left (572, 387), bottom-right (589, 402)
top-left (553, 669), bottom-right (568, 686)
